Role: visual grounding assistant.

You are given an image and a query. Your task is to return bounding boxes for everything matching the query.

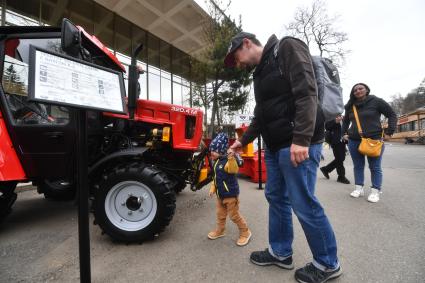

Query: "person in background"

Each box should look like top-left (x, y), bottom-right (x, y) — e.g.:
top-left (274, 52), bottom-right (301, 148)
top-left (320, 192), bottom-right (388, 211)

top-left (320, 114), bottom-right (350, 184)
top-left (342, 83), bottom-right (397, 203)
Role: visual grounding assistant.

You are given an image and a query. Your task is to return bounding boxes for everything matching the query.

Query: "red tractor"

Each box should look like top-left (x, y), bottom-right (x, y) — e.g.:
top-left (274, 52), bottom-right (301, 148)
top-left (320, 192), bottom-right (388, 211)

top-left (0, 19), bottom-right (210, 242)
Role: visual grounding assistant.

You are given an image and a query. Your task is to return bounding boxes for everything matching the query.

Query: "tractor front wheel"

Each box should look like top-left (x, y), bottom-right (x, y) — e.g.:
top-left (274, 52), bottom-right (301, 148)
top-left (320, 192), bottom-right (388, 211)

top-left (94, 163), bottom-right (176, 242)
top-left (173, 180), bottom-right (187, 194)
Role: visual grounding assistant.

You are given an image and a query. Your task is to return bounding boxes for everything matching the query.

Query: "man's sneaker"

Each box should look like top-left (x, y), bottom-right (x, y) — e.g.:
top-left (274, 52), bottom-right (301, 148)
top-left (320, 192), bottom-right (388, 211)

top-left (295, 263), bottom-right (342, 283)
top-left (250, 248), bottom-right (294, 269)
top-left (320, 167), bottom-right (330, 179)
top-left (350, 185), bottom-right (364, 198)
top-left (367, 188), bottom-right (380, 203)
top-left (337, 176), bottom-right (350, 184)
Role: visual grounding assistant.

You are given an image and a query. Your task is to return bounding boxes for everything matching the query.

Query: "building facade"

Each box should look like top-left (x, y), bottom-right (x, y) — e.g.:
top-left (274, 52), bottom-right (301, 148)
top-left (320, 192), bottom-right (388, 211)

top-left (1, 0), bottom-right (210, 107)
top-left (390, 107), bottom-right (425, 142)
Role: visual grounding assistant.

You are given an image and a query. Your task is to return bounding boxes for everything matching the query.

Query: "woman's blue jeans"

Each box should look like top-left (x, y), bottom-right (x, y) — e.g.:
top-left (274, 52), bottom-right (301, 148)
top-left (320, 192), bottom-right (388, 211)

top-left (264, 143), bottom-right (339, 270)
top-left (348, 139), bottom-right (384, 190)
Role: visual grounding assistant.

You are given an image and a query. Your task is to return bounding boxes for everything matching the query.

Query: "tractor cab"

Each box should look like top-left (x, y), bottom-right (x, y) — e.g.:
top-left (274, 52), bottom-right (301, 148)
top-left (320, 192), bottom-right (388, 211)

top-left (1, 27), bottom-right (76, 191)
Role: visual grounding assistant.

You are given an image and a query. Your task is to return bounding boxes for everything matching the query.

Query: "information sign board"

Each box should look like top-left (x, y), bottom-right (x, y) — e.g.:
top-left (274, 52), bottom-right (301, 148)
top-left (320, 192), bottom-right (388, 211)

top-left (28, 45), bottom-right (126, 114)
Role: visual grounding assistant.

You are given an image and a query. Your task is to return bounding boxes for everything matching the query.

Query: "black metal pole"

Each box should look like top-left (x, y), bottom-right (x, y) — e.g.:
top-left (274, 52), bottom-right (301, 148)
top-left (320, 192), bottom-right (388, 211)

top-left (258, 135), bottom-right (263, 190)
top-left (77, 109), bottom-right (91, 283)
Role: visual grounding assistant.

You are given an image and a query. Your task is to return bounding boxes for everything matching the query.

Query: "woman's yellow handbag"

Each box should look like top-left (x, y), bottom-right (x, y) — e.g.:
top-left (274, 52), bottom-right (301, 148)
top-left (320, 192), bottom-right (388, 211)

top-left (353, 106), bottom-right (384, 157)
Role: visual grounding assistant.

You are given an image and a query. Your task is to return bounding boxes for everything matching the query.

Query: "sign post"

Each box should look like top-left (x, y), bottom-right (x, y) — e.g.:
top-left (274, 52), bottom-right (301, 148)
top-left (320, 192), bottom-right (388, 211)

top-left (258, 135), bottom-right (263, 190)
top-left (28, 46), bottom-right (126, 283)
top-left (76, 109), bottom-right (90, 282)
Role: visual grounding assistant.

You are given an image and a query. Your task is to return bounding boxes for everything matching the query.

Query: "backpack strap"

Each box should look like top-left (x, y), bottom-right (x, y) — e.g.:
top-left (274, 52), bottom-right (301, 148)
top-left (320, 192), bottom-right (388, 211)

top-left (273, 37), bottom-right (290, 77)
top-left (273, 36), bottom-right (307, 78)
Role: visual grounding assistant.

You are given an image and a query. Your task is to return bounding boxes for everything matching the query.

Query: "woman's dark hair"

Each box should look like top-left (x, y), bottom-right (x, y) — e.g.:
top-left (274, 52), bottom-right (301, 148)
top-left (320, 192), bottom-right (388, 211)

top-left (345, 83), bottom-right (371, 109)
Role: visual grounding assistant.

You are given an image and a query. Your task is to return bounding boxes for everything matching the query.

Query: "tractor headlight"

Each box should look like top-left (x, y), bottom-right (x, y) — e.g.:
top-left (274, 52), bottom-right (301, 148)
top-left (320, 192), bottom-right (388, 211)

top-left (151, 127), bottom-right (170, 143)
top-left (162, 127), bottom-right (170, 142)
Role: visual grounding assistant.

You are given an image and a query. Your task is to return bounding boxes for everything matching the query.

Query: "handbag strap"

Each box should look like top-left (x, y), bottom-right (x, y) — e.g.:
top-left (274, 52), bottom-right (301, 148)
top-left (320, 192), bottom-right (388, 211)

top-left (352, 105), bottom-right (364, 137)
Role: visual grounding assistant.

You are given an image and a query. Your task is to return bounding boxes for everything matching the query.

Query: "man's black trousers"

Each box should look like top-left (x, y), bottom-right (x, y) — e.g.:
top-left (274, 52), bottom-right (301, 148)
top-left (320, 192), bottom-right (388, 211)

top-left (323, 142), bottom-right (346, 177)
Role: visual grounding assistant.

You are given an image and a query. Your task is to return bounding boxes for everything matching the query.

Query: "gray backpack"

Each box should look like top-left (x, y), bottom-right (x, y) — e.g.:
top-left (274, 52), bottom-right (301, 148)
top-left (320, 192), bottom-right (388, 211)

top-left (273, 38), bottom-right (344, 121)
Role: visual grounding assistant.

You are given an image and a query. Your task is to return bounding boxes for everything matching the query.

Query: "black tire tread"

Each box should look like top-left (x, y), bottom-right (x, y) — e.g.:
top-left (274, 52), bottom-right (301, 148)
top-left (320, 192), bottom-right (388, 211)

top-left (40, 179), bottom-right (75, 201)
top-left (0, 182), bottom-right (17, 220)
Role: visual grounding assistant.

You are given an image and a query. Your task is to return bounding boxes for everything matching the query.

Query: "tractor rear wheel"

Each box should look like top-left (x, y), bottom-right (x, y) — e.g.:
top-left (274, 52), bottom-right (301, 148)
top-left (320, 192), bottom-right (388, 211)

top-left (0, 181), bottom-right (17, 220)
top-left (94, 162), bottom-right (176, 242)
top-left (39, 179), bottom-right (75, 201)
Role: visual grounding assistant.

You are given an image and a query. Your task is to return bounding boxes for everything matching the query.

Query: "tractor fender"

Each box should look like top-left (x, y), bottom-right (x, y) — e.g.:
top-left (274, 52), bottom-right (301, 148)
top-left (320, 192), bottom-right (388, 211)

top-left (88, 147), bottom-right (149, 183)
top-left (0, 115), bottom-right (26, 181)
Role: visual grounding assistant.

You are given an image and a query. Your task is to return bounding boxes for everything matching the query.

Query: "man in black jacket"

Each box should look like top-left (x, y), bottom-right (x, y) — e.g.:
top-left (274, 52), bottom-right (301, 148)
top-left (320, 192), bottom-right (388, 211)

top-left (320, 115), bottom-right (350, 184)
top-left (226, 32), bottom-right (341, 283)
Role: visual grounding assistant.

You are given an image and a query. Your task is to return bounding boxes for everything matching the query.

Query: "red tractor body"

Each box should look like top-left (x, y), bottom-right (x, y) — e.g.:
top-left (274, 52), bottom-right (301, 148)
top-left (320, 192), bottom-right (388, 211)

top-left (0, 19), bottom-right (209, 243)
top-left (0, 111), bottom-right (26, 181)
top-left (104, 99), bottom-right (203, 151)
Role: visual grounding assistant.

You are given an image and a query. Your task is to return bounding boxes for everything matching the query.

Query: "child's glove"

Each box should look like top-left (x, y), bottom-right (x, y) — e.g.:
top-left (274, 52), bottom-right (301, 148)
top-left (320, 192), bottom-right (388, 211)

top-left (225, 156), bottom-right (239, 174)
top-left (209, 183), bottom-right (216, 197)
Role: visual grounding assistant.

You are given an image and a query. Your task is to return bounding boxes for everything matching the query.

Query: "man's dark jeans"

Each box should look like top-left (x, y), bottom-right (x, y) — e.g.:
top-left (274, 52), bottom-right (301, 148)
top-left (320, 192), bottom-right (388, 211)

top-left (264, 143), bottom-right (339, 270)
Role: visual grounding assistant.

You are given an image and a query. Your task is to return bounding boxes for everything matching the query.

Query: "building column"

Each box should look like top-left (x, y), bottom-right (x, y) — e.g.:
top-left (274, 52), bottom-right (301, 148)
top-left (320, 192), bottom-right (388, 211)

top-left (1, 0), bottom-right (6, 26)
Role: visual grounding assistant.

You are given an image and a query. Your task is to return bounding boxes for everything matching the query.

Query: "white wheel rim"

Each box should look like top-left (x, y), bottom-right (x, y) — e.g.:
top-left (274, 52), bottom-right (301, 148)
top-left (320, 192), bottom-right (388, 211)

top-left (104, 181), bottom-right (157, 232)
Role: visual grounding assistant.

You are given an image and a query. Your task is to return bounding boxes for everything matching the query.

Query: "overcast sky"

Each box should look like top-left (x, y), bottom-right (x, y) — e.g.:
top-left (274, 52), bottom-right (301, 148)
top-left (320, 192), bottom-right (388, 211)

top-left (196, 0), bottom-right (425, 104)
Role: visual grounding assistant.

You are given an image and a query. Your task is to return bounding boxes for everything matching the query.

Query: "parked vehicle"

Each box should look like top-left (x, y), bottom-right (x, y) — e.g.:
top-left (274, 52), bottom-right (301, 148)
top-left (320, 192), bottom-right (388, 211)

top-left (0, 19), bottom-right (209, 242)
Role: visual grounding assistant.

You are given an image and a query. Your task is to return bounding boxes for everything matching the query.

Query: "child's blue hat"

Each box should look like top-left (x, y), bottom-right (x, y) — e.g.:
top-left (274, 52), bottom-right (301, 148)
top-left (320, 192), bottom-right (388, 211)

top-left (209, 133), bottom-right (229, 155)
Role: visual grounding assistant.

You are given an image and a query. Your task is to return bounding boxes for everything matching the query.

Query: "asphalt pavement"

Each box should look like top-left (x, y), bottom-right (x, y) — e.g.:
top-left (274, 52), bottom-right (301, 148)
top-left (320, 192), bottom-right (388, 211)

top-left (1, 143), bottom-right (424, 283)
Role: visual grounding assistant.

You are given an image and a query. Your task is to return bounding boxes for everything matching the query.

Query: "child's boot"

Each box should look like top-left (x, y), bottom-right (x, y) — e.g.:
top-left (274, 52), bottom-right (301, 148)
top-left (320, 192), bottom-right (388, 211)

top-left (208, 227), bottom-right (225, 239)
top-left (227, 198), bottom-right (251, 246)
top-left (237, 227), bottom-right (252, 246)
top-left (208, 199), bottom-right (227, 240)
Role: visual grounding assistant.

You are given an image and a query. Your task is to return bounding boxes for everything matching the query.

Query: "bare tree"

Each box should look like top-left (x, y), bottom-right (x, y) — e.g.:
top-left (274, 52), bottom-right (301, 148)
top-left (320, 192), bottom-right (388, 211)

top-left (284, 0), bottom-right (349, 66)
top-left (389, 77), bottom-right (425, 115)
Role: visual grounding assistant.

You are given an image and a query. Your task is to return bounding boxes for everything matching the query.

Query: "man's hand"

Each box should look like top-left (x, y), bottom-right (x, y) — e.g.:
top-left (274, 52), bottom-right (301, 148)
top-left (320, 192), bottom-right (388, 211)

top-left (290, 144), bottom-right (309, 167)
top-left (228, 140), bottom-right (242, 154)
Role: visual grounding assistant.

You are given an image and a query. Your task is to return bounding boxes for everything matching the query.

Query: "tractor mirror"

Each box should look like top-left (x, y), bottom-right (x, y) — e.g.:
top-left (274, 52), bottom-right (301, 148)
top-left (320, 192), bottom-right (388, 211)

top-left (61, 18), bottom-right (81, 58)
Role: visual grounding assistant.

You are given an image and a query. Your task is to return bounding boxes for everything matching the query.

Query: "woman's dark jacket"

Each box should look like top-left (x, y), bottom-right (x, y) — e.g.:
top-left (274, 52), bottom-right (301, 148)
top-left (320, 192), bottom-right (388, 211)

top-left (342, 95), bottom-right (397, 140)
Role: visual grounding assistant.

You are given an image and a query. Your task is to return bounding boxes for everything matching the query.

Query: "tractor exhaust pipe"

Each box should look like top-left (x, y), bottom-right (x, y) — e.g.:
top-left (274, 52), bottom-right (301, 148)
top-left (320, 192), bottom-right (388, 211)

top-left (128, 43), bottom-right (144, 120)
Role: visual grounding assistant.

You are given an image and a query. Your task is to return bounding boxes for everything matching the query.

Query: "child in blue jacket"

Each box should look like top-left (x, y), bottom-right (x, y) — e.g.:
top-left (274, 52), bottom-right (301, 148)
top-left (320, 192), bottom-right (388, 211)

top-left (208, 133), bottom-right (251, 246)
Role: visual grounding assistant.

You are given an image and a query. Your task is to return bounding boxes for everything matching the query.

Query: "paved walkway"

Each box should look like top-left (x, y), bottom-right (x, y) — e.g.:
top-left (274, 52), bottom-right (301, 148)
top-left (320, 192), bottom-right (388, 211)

top-left (1, 143), bottom-right (424, 282)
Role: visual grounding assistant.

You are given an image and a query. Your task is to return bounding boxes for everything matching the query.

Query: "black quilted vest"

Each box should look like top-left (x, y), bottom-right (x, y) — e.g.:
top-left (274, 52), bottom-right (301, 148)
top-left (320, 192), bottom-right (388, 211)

top-left (253, 43), bottom-right (295, 151)
top-left (253, 39), bottom-right (324, 151)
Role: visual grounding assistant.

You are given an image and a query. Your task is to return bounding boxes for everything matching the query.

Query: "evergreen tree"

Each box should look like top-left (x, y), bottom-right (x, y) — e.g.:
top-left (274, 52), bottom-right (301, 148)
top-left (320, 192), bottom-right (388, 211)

top-left (3, 64), bottom-right (27, 95)
top-left (191, 1), bottom-right (252, 136)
